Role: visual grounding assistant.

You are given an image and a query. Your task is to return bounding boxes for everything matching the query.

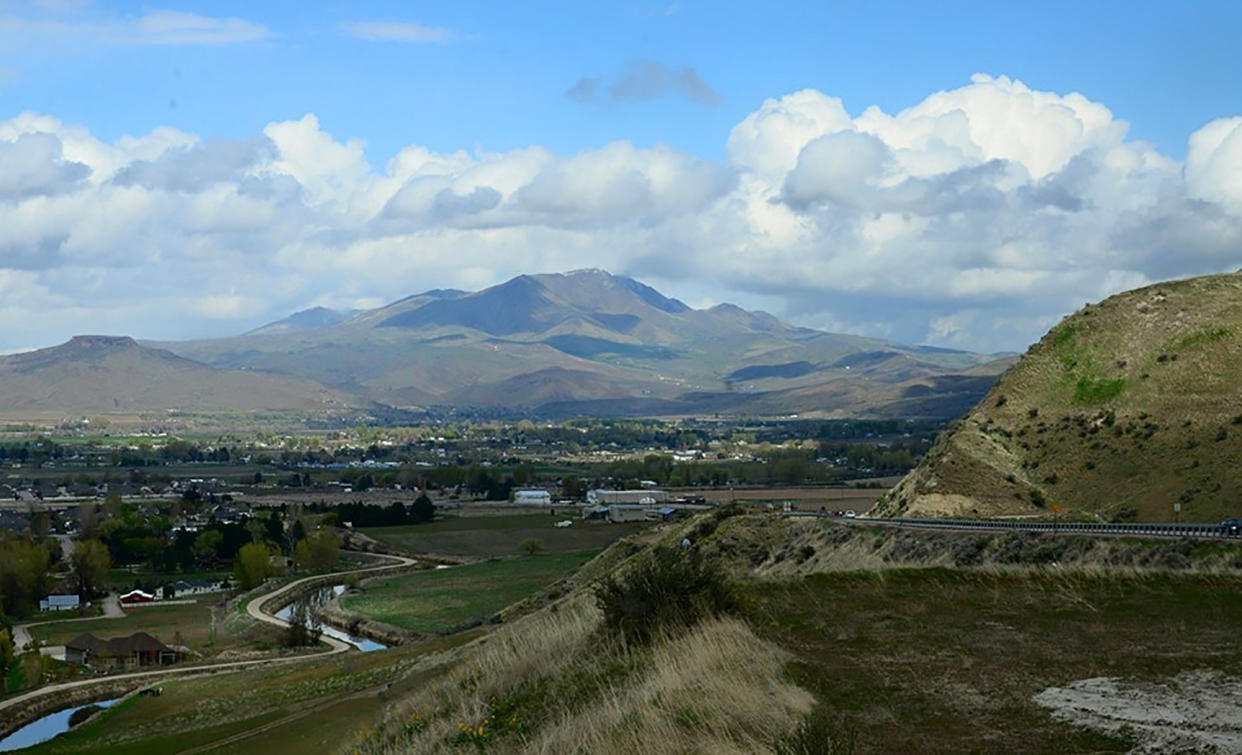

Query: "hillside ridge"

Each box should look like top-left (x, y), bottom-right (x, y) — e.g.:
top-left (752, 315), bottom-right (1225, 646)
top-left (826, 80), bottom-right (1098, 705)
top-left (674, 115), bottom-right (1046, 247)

top-left (0, 334), bottom-right (354, 419)
top-left (875, 271), bottom-right (1242, 522)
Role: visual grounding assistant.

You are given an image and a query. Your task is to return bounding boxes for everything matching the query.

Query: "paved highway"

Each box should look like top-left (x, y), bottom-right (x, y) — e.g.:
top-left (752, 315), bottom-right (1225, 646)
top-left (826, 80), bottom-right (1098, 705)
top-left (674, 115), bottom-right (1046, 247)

top-left (800, 513), bottom-right (1241, 539)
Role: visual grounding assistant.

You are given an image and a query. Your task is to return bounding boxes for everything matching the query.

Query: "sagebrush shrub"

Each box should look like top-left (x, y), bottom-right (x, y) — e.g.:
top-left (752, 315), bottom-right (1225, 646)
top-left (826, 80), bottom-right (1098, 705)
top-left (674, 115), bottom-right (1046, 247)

top-left (593, 546), bottom-right (738, 646)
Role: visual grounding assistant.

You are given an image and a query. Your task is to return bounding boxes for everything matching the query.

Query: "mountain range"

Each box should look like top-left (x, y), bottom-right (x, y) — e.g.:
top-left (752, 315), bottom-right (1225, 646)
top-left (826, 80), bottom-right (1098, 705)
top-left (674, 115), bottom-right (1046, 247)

top-left (0, 270), bottom-right (1011, 424)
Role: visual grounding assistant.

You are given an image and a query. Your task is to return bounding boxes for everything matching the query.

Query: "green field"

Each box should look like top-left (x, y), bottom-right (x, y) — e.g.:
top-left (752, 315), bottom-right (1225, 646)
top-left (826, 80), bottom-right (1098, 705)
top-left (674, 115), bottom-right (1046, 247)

top-left (364, 513), bottom-right (651, 558)
top-left (745, 568), bottom-right (1242, 753)
top-left (29, 599), bottom-right (269, 655)
top-left (341, 550), bottom-right (598, 634)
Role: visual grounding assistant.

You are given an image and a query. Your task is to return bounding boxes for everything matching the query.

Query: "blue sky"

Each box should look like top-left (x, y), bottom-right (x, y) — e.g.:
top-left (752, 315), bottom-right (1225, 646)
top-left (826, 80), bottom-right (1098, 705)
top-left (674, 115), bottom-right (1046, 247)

top-left (0, 1), bottom-right (1240, 354)
top-left (4, 1), bottom-right (1238, 163)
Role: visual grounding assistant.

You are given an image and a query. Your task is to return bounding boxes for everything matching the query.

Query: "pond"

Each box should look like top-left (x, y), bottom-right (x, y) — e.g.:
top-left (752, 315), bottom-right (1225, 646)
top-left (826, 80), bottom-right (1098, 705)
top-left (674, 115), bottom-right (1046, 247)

top-left (275, 584), bottom-right (386, 653)
top-left (0, 696), bottom-right (121, 752)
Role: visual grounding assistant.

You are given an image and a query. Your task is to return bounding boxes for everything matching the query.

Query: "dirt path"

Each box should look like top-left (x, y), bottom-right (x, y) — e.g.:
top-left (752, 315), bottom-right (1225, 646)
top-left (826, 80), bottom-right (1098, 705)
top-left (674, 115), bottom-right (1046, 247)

top-left (0, 552), bottom-right (417, 717)
top-left (1034, 670), bottom-right (1242, 753)
top-left (100, 593), bottom-right (124, 618)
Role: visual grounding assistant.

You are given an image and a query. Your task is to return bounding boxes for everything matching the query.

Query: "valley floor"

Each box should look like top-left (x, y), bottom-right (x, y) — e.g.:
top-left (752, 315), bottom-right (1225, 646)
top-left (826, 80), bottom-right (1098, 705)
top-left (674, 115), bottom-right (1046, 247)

top-left (17, 514), bottom-right (1242, 754)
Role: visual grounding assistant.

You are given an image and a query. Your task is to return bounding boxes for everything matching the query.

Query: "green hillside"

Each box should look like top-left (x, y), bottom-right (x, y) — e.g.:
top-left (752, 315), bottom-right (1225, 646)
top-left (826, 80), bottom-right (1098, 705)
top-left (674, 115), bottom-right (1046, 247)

top-left (876, 272), bottom-right (1242, 522)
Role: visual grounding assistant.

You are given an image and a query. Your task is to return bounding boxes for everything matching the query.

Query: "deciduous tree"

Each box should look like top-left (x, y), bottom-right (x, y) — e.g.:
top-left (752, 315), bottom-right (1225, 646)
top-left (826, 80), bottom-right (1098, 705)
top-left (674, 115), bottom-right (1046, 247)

top-left (292, 539), bottom-right (312, 571)
top-left (0, 627), bottom-right (14, 674)
top-left (307, 530), bottom-right (339, 570)
top-left (71, 539), bottom-right (111, 599)
top-left (192, 530), bottom-right (223, 565)
top-left (0, 539), bottom-right (52, 617)
top-left (233, 542), bottom-right (274, 590)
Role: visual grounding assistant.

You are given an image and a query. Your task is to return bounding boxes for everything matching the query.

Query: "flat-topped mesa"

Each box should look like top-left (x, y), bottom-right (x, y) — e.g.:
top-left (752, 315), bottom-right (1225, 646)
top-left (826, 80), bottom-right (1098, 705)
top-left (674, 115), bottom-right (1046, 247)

top-left (66, 335), bottom-right (139, 349)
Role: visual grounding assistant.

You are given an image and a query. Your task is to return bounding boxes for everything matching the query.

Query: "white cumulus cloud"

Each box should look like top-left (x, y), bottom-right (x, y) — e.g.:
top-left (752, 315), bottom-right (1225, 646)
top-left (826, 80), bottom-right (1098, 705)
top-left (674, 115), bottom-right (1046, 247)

top-left (0, 75), bottom-right (1240, 353)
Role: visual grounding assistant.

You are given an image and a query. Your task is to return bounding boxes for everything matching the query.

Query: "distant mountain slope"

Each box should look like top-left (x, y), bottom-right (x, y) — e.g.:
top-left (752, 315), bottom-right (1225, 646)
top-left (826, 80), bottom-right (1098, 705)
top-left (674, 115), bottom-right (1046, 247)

top-left (0, 335), bottom-right (352, 418)
top-left (146, 269), bottom-right (1007, 418)
top-left (247, 306), bottom-right (357, 335)
top-left (876, 272), bottom-right (1242, 522)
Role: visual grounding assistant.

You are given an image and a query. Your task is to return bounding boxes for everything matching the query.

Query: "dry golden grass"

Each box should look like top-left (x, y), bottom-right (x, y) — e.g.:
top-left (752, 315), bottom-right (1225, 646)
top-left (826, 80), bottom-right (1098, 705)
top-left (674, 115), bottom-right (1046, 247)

top-left (526, 617), bottom-right (812, 755)
top-left (353, 589), bottom-right (811, 754)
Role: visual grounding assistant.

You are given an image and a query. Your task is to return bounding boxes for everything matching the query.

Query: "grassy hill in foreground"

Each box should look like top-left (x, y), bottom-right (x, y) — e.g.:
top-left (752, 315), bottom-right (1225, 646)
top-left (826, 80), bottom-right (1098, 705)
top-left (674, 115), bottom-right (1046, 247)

top-left (875, 272), bottom-right (1242, 522)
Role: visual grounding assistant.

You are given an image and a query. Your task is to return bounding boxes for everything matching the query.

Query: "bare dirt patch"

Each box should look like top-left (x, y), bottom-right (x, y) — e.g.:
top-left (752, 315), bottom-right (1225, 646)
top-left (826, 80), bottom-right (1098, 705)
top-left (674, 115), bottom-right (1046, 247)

top-left (1034, 670), bottom-right (1242, 753)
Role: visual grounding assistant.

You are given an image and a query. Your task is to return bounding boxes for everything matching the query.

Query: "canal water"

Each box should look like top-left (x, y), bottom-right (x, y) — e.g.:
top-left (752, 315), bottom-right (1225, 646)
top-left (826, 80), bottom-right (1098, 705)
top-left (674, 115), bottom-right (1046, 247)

top-left (274, 584), bottom-right (386, 653)
top-left (0, 696), bottom-right (121, 752)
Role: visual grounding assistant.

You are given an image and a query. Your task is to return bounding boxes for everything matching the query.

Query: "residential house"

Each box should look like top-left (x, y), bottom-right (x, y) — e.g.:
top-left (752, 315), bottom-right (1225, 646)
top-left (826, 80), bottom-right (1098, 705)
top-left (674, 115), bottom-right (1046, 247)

top-left (119, 589), bottom-right (157, 605)
top-left (39, 594), bottom-right (81, 612)
top-left (0, 511), bottom-right (30, 534)
top-left (208, 502), bottom-right (251, 524)
top-left (168, 579), bottom-right (225, 598)
top-left (65, 632), bottom-right (179, 670)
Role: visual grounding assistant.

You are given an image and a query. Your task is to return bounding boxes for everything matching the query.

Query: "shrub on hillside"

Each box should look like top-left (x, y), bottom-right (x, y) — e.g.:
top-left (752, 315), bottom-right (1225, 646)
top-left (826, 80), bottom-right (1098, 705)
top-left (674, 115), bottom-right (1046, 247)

top-left (688, 504), bottom-right (746, 541)
top-left (775, 705), bottom-right (858, 755)
top-left (594, 546), bottom-right (738, 646)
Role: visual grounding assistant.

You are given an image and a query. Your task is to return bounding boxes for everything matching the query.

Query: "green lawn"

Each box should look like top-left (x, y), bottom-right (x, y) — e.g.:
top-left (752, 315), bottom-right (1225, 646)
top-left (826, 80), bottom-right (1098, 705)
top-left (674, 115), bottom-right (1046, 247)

top-left (364, 513), bottom-right (651, 558)
top-left (341, 550), bottom-right (599, 634)
top-left (31, 603), bottom-right (212, 647)
top-left (744, 568), bottom-right (1242, 753)
top-left (28, 598), bottom-right (267, 656)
